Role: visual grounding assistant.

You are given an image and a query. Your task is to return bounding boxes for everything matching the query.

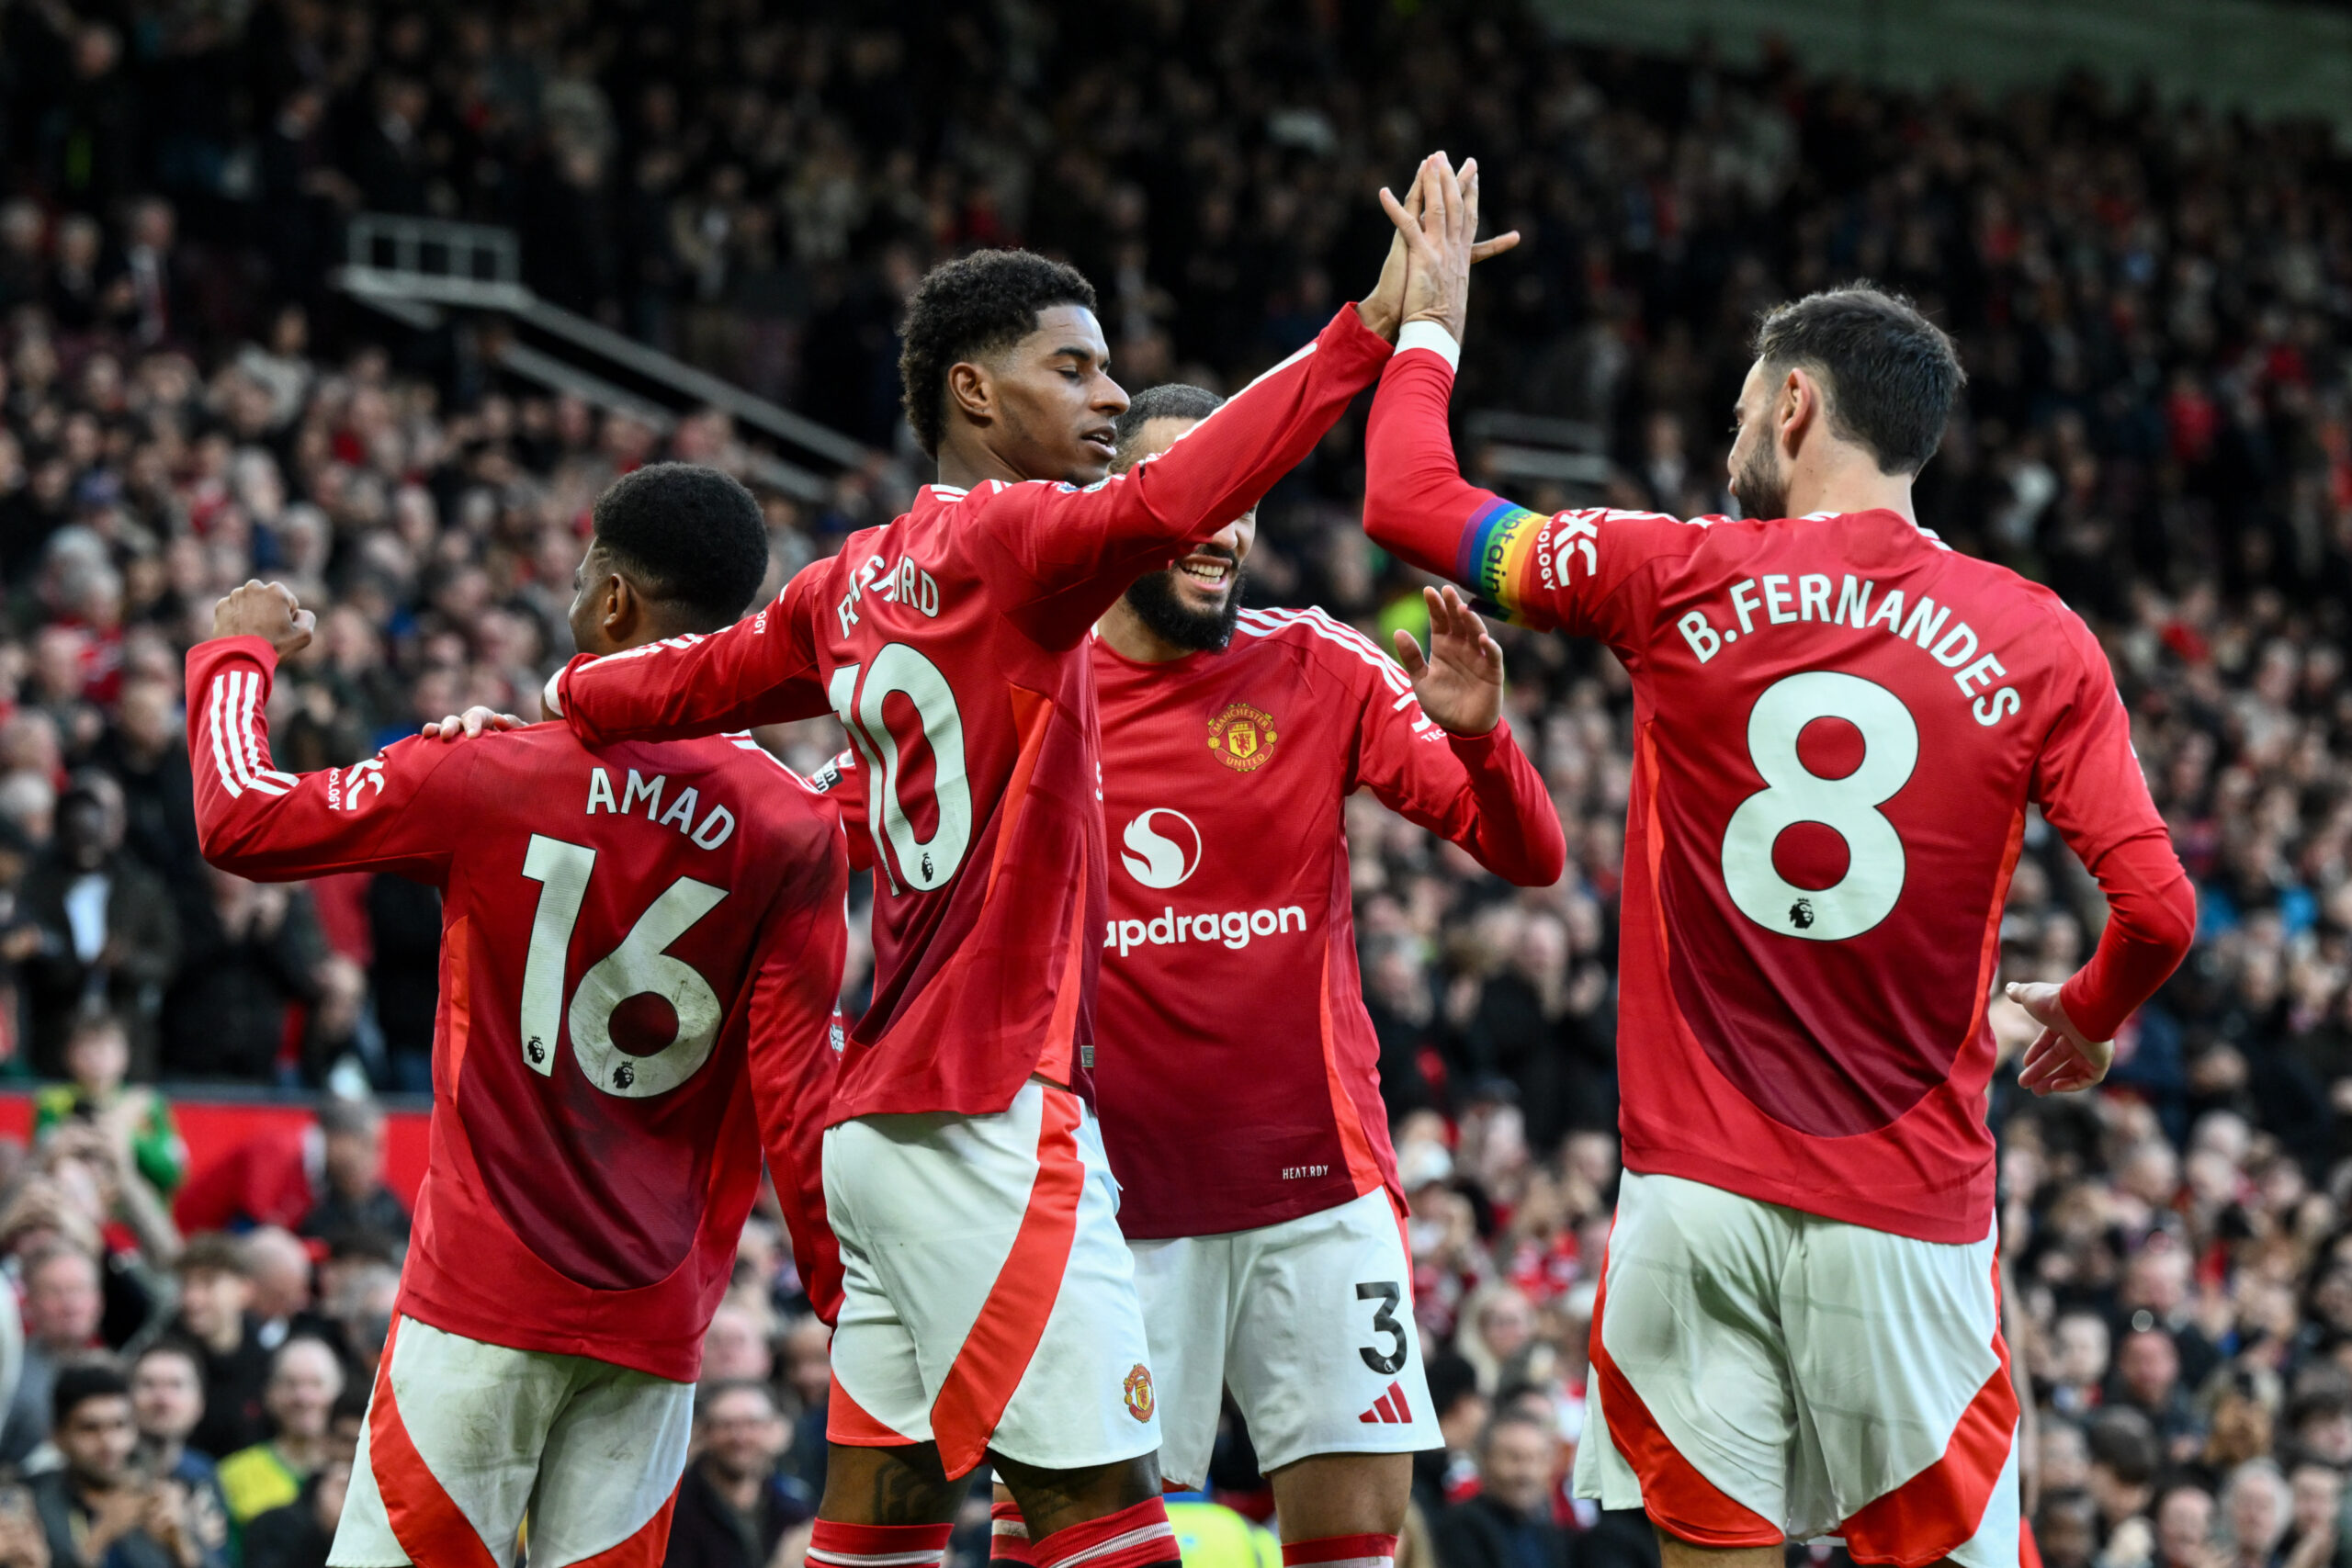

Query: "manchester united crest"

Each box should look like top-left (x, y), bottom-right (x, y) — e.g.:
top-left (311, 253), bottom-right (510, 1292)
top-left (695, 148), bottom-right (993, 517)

top-left (1123, 1363), bottom-right (1155, 1423)
top-left (1206, 702), bottom-right (1279, 773)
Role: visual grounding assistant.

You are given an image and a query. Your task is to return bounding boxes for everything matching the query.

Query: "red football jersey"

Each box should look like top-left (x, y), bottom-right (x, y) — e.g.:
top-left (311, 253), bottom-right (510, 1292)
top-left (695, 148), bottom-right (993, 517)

top-left (1090, 608), bottom-right (1563, 1237)
top-left (187, 637), bottom-right (849, 1378)
top-left (1365, 342), bottom-right (2193, 1243)
top-left (548, 306), bottom-right (1395, 1123)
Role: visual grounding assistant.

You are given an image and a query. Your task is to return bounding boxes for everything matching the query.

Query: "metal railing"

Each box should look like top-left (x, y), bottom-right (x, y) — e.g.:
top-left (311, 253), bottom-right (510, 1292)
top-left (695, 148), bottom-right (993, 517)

top-left (332, 214), bottom-right (872, 500)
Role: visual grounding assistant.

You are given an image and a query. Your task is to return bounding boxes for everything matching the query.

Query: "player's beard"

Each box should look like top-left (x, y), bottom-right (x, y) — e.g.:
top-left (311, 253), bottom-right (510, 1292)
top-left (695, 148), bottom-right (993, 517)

top-left (1734, 441), bottom-right (1791, 522)
top-left (1125, 554), bottom-right (1246, 652)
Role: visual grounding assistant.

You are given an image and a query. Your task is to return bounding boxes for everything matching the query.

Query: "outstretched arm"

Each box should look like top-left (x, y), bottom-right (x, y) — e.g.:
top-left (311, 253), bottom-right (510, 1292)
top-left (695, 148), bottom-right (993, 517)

top-left (548, 559), bottom-right (831, 748)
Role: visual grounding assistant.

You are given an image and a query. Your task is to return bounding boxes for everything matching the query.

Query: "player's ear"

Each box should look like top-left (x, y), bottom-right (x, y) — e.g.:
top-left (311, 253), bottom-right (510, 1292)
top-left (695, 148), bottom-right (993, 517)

top-left (944, 359), bottom-right (994, 428)
top-left (1778, 367), bottom-right (1817, 457)
top-left (600, 570), bottom-right (639, 642)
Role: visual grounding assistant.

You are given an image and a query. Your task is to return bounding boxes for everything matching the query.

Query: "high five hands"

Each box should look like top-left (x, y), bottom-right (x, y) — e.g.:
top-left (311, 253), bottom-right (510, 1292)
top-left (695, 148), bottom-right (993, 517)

top-left (1360, 152), bottom-right (1519, 343)
top-left (1380, 152), bottom-right (1498, 345)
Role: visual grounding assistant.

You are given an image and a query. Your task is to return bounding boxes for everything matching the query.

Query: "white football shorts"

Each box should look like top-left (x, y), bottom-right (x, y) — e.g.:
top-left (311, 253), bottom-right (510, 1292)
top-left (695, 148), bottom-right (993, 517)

top-left (1131, 1185), bottom-right (1438, 1490)
top-left (330, 1314), bottom-right (693, 1568)
top-left (1575, 1171), bottom-right (2019, 1568)
top-left (824, 1078), bottom-right (1160, 1478)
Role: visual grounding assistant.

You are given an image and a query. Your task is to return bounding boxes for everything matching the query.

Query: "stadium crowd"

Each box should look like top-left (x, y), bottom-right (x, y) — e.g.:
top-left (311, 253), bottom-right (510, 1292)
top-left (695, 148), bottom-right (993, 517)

top-left (0, 0), bottom-right (2346, 1564)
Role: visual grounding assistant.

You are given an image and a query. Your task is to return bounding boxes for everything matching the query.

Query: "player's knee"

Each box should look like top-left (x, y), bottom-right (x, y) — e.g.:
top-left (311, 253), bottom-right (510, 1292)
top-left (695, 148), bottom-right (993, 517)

top-left (1268, 1452), bottom-right (1412, 1540)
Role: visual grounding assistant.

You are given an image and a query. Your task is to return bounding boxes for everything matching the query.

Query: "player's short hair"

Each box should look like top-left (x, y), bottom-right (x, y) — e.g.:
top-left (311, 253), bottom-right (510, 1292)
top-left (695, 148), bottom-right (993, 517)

top-left (1751, 284), bottom-right (1964, 477)
top-left (898, 250), bottom-right (1099, 457)
top-left (590, 463), bottom-right (770, 629)
top-left (1112, 384), bottom-right (1224, 470)
top-left (53, 1357), bottom-right (129, 1426)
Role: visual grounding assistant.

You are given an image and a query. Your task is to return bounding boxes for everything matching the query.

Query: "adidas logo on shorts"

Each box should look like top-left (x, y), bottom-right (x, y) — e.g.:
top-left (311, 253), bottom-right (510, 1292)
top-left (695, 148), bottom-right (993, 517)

top-left (1357, 1381), bottom-right (1414, 1425)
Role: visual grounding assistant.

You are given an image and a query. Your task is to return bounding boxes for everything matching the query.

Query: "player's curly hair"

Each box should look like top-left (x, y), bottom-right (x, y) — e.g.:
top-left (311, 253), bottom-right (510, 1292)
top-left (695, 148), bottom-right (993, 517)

top-left (898, 250), bottom-right (1099, 457)
top-left (1752, 284), bottom-right (1965, 477)
top-left (590, 463), bottom-right (770, 628)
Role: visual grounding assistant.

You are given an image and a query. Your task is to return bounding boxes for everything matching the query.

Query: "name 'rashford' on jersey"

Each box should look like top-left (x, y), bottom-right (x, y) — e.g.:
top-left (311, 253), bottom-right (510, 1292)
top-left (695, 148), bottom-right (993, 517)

top-left (548, 306), bottom-right (1396, 1125)
top-left (1364, 342), bottom-right (2194, 1244)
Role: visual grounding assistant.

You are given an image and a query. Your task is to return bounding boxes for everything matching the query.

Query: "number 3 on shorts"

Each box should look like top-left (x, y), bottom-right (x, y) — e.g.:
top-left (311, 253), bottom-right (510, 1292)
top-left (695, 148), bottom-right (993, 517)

top-left (1720, 671), bottom-right (1918, 942)
top-left (1357, 1281), bottom-right (1407, 1375)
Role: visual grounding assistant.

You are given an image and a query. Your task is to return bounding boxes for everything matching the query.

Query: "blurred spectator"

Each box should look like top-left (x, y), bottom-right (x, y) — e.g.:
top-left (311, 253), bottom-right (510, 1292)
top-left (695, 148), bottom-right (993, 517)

top-left (662, 1380), bottom-right (814, 1568)
top-left (34, 1013), bottom-right (187, 1196)
top-left (2037, 1489), bottom-right (2099, 1568)
top-left (698, 1306), bottom-right (771, 1387)
top-left (17, 773), bottom-right (177, 1078)
top-left (775, 1314), bottom-right (831, 1500)
top-left (238, 1230), bottom-right (319, 1352)
top-left (215, 1337), bottom-right (342, 1527)
top-left (2089, 1409), bottom-right (2164, 1540)
top-left (0, 1242), bottom-right (104, 1462)
top-left (32, 1359), bottom-right (215, 1568)
top-left (296, 1100), bottom-right (405, 1246)
top-left (2223, 1461), bottom-right (2294, 1568)
top-left (1411, 1352), bottom-right (1489, 1520)
top-left (174, 1104), bottom-right (384, 1238)
top-left (130, 1340), bottom-right (232, 1539)
top-left (1430, 1413), bottom-right (1569, 1568)
top-left (2155, 1483), bottom-right (2219, 1568)
top-left (237, 1396), bottom-right (361, 1568)
top-left (161, 1234), bottom-right (270, 1461)
top-left (159, 868), bottom-right (324, 1083)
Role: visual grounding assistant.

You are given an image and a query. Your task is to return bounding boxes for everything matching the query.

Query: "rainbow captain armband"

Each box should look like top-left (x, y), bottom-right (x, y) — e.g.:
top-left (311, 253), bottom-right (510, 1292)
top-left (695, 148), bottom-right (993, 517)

top-left (1453, 498), bottom-right (1553, 626)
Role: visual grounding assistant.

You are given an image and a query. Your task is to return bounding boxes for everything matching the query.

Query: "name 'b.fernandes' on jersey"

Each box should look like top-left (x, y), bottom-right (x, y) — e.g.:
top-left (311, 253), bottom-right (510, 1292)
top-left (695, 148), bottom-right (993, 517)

top-left (187, 636), bottom-right (849, 1376)
top-left (546, 306), bottom-right (1396, 1126)
top-left (1363, 331), bottom-right (2195, 1244)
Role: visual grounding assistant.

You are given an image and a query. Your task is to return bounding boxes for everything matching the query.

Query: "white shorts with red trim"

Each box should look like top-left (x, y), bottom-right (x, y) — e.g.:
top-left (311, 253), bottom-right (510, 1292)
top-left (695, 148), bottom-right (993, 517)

top-left (329, 1314), bottom-right (693, 1568)
top-left (1574, 1172), bottom-right (2018, 1568)
top-left (823, 1079), bottom-right (1159, 1479)
top-left (1131, 1186), bottom-right (1437, 1490)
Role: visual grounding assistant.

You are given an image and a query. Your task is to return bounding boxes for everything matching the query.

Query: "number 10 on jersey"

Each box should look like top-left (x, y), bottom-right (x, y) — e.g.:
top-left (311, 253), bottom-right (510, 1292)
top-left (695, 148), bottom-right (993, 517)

top-left (829, 645), bottom-right (972, 895)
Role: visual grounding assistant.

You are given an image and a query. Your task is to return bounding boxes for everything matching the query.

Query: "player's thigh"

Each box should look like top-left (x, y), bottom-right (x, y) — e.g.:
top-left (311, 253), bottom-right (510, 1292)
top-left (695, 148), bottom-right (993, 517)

top-left (1222, 1189), bottom-right (1436, 1492)
top-left (1577, 1172), bottom-right (1799, 1549)
top-left (1126, 1231), bottom-right (1236, 1494)
top-left (983, 1096), bottom-right (1161, 1477)
top-left (1785, 1215), bottom-right (2018, 1568)
top-left (823, 1122), bottom-right (936, 1450)
top-left (828, 1083), bottom-right (1160, 1477)
top-left (330, 1316), bottom-right (575, 1568)
top-left (524, 1363), bottom-right (696, 1565)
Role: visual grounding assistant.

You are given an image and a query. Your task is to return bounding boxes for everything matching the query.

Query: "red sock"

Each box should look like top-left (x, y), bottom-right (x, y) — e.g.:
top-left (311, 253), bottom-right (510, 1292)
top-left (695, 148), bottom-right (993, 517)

top-left (992, 1500), bottom-right (1037, 1567)
top-left (808, 1520), bottom-right (956, 1568)
top-left (1283, 1534), bottom-right (1401, 1568)
top-left (1031, 1496), bottom-right (1178, 1568)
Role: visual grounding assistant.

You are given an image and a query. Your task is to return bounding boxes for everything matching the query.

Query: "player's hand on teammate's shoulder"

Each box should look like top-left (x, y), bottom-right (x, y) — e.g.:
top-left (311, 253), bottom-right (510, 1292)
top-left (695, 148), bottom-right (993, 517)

top-left (2004, 980), bottom-right (2114, 1096)
top-left (211, 579), bottom-right (316, 658)
top-left (1392, 584), bottom-right (1503, 738)
top-left (420, 705), bottom-right (526, 743)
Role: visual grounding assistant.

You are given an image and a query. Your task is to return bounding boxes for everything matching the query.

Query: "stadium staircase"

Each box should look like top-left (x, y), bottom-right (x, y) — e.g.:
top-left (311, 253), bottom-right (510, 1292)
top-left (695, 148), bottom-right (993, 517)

top-left (333, 213), bottom-right (875, 501)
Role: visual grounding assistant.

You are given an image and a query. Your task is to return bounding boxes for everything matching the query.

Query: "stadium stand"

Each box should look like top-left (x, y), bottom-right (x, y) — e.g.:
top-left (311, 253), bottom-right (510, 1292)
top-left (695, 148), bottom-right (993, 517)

top-left (0, 0), bottom-right (2346, 1562)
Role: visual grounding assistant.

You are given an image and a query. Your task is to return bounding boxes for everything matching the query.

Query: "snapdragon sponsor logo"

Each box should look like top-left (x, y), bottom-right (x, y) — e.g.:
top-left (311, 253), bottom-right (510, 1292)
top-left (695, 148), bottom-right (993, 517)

top-left (1120, 809), bottom-right (1201, 889)
top-left (1105, 904), bottom-right (1308, 957)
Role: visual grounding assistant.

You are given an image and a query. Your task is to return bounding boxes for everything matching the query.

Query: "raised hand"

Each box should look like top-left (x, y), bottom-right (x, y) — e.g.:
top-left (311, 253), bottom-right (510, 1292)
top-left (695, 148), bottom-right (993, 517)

top-left (1392, 585), bottom-right (1504, 737)
top-left (1363, 154), bottom-right (1521, 343)
top-left (2005, 981), bottom-right (2114, 1095)
top-left (422, 706), bottom-right (526, 743)
top-left (1381, 154), bottom-right (1517, 344)
top-left (211, 581), bottom-right (316, 658)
